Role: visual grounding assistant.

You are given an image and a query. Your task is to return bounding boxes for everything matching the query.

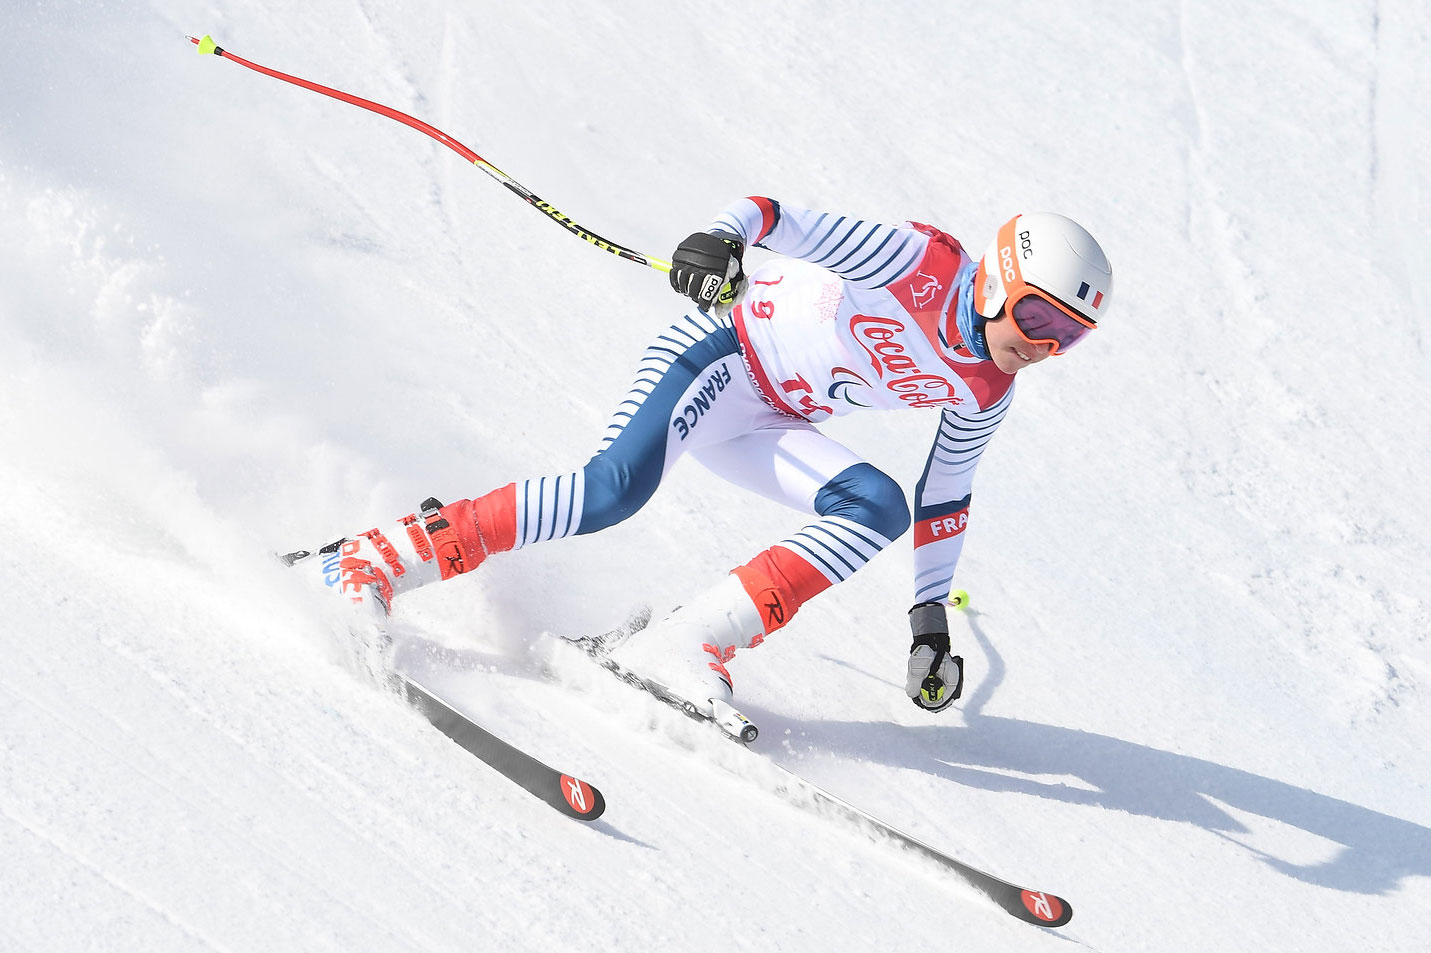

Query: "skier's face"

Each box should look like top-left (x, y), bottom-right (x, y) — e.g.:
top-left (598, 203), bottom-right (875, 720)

top-left (984, 313), bottom-right (1055, 374)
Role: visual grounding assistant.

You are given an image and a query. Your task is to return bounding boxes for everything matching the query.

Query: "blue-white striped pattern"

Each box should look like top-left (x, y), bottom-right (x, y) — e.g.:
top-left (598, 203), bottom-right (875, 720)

top-left (598, 311), bottom-right (728, 452)
top-left (914, 563), bottom-right (956, 604)
top-left (910, 393), bottom-right (1015, 602)
top-left (711, 199), bottom-right (930, 290)
top-left (923, 390), bottom-right (1013, 481)
top-left (511, 472), bottom-right (585, 550)
top-left (511, 312), bottom-right (734, 549)
top-left (776, 515), bottom-right (896, 586)
top-left (781, 212), bottom-right (926, 287)
top-left (710, 203), bottom-right (766, 244)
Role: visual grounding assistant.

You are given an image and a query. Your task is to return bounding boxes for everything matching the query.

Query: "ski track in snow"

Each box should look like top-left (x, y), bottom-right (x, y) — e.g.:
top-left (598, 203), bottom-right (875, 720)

top-left (3, 1), bottom-right (1430, 951)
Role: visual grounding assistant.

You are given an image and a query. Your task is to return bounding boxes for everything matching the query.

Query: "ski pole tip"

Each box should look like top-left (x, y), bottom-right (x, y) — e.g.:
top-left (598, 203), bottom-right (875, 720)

top-left (189, 34), bottom-right (219, 55)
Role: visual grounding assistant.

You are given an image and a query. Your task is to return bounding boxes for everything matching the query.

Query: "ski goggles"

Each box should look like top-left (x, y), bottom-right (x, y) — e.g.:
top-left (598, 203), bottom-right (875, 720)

top-left (1005, 287), bottom-right (1097, 354)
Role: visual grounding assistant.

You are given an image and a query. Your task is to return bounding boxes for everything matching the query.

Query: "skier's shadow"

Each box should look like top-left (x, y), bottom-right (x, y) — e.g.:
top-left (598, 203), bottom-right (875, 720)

top-left (803, 611), bottom-right (1431, 897)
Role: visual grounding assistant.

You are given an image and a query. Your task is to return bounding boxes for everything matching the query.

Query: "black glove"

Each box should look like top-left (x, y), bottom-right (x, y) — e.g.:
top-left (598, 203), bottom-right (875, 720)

top-left (669, 230), bottom-right (745, 311)
top-left (905, 601), bottom-right (964, 712)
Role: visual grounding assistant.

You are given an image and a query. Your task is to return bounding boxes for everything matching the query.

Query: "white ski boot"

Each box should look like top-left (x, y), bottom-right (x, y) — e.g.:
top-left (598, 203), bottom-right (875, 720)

top-left (612, 573), bottom-right (767, 717)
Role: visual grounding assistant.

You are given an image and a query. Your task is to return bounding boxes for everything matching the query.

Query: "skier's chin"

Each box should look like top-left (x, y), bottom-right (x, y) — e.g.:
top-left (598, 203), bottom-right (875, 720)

top-left (993, 350), bottom-right (1029, 375)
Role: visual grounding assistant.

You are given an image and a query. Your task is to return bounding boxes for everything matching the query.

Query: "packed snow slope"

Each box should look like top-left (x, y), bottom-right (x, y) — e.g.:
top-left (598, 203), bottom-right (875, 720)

top-left (3, 1), bottom-right (1429, 950)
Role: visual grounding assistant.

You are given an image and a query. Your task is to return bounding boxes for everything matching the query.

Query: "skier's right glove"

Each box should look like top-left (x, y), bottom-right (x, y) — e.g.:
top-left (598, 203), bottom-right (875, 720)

top-left (669, 230), bottom-right (745, 312)
top-left (906, 601), bottom-right (964, 712)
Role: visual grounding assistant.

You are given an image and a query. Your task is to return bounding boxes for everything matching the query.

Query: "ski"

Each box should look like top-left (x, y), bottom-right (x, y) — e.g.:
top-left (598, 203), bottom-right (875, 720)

top-left (558, 613), bottom-right (1070, 927)
top-left (771, 767), bottom-right (1072, 927)
top-left (282, 547), bottom-right (605, 822)
top-left (398, 672), bottom-right (606, 822)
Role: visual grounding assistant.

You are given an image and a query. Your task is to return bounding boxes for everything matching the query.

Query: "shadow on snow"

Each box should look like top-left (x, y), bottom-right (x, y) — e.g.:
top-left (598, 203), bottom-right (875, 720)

top-left (386, 611), bottom-right (1428, 896)
top-left (803, 610), bottom-right (1429, 897)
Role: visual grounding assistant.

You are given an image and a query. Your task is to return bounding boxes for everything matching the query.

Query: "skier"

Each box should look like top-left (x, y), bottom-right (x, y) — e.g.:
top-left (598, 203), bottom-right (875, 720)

top-left (293, 197), bottom-right (1113, 717)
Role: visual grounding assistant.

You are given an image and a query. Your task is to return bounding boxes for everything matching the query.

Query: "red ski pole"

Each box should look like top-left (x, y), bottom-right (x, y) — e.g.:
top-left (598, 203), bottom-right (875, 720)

top-left (187, 34), bottom-right (671, 274)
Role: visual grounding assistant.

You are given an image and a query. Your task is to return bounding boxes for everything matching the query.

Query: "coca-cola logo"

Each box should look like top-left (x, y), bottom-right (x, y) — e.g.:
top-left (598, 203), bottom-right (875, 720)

top-left (850, 315), bottom-right (961, 409)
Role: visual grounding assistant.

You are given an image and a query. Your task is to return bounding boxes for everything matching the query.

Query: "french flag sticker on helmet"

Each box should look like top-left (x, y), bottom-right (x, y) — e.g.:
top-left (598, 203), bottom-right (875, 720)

top-left (1075, 281), bottom-right (1105, 310)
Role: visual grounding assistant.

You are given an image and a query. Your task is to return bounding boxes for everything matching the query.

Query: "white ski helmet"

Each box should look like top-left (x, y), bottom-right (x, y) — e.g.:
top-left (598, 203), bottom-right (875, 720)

top-left (973, 212), bottom-right (1113, 349)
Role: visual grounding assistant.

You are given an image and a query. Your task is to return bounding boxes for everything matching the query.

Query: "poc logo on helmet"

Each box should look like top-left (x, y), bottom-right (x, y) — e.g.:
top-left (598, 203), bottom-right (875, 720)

top-left (999, 243), bottom-right (1017, 284)
top-left (1000, 230), bottom-right (1036, 283)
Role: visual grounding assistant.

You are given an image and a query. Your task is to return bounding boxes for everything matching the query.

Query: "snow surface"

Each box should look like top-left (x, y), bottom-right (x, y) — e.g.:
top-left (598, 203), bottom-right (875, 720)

top-left (3, 1), bottom-right (1430, 950)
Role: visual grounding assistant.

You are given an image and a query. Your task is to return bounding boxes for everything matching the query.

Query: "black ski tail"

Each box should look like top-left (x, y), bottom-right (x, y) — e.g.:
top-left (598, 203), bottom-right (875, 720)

top-left (401, 675), bottom-right (606, 822)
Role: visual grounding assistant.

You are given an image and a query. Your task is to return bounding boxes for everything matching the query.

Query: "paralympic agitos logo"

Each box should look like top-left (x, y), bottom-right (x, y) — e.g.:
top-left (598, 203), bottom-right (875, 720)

top-left (850, 315), bottom-right (961, 408)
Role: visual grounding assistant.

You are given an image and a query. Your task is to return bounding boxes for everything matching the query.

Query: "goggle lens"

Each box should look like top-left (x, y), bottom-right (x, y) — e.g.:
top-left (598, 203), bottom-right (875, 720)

top-left (1009, 292), bottom-right (1095, 353)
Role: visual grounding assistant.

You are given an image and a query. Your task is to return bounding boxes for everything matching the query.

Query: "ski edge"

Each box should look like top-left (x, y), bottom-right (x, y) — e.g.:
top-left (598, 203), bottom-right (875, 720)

top-left (782, 774), bottom-right (1072, 928)
top-left (400, 674), bottom-right (607, 822)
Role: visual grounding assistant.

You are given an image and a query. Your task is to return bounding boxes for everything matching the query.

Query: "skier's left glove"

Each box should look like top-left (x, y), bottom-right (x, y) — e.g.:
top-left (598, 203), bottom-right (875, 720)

top-left (906, 601), bottom-right (964, 712)
top-left (669, 230), bottom-right (745, 313)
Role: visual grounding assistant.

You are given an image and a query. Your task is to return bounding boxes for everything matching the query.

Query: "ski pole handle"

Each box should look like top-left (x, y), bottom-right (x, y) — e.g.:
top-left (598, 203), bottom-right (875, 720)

top-left (187, 34), bottom-right (671, 273)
